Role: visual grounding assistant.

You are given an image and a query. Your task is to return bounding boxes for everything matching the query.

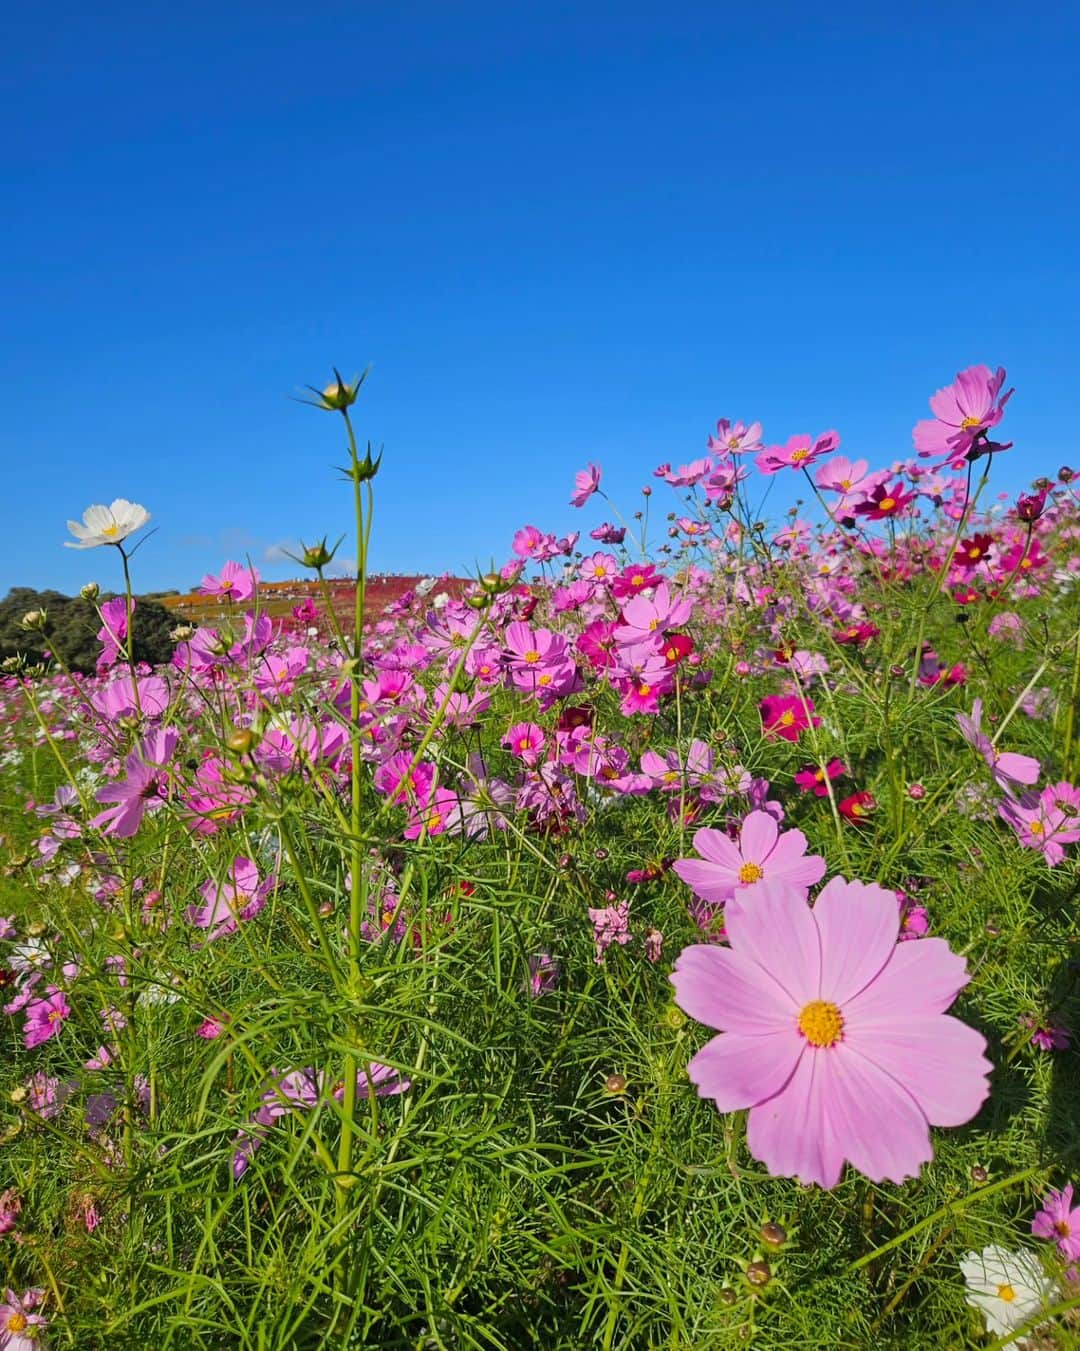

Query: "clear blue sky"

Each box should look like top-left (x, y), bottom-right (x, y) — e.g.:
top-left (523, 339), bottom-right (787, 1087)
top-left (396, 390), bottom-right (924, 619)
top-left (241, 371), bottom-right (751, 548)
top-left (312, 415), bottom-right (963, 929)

top-left (3, 1), bottom-right (1078, 595)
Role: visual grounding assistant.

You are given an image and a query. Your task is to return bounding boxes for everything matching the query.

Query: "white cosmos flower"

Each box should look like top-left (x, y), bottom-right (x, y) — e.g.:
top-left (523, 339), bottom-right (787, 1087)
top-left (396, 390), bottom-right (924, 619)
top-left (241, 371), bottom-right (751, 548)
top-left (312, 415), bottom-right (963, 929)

top-left (65, 499), bottom-right (151, 549)
top-left (960, 1244), bottom-right (1055, 1337)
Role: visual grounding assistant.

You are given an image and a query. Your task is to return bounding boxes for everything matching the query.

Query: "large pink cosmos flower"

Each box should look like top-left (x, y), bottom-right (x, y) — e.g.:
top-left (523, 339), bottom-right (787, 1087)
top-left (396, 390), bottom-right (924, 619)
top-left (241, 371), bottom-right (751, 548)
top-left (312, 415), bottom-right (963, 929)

top-left (672, 811), bottom-right (826, 905)
top-left (913, 364), bottom-right (1013, 463)
top-left (671, 879), bottom-right (992, 1188)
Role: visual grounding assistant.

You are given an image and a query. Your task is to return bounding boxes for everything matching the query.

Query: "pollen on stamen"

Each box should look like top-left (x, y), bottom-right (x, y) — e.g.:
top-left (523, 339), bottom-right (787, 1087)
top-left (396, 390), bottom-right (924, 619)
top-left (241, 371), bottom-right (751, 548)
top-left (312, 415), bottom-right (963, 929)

top-left (798, 1000), bottom-right (844, 1047)
top-left (738, 861), bottom-right (764, 884)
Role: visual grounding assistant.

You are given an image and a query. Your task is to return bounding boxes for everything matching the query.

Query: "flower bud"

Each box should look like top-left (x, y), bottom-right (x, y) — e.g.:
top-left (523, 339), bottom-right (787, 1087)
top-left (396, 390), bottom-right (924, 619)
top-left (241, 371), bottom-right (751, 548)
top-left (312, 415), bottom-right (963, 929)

top-left (20, 609), bottom-right (47, 631)
top-left (603, 1074), bottom-right (627, 1095)
top-left (745, 1260), bottom-right (771, 1288)
top-left (80, 581), bottom-right (101, 601)
top-left (759, 1221), bottom-right (787, 1250)
top-left (226, 728), bottom-right (257, 756)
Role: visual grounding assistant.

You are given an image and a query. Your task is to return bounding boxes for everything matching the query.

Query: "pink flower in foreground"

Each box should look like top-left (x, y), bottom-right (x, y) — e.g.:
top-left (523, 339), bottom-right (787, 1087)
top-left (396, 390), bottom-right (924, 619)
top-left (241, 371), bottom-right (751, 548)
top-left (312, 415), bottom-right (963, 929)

top-left (671, 879), bottom-right (992, 1188)
top-left (569, 463), bottom-right (602, 508)
top-left (1032, 1184), bottom-right (1080, 1260)
top-left (913, 364), bottom-right (1013, 462)
top-left (672, 811), bottom-right (825, 905)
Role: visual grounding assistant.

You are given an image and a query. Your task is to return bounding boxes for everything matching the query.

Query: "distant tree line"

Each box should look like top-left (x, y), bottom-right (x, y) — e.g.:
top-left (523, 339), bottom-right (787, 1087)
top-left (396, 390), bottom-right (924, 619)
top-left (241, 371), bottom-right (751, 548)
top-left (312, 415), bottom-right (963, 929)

top-left (0, 588), bottom-right (177, 673)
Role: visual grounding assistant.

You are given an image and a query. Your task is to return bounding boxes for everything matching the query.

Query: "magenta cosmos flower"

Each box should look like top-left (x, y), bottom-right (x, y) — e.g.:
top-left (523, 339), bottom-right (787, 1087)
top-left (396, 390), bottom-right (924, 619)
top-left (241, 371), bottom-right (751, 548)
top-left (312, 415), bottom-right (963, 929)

top-left (672, 811), bottom-right (826, 905)
top-left (671, 879), bottom-right (992, 1188)
top-left (755, 431), bottom-right (840, 476)
top-left (1032, 1184), bottom-right (1080, 1260)
top-left (956, 698), bottom-right (1040, 792)
top-left (760, 694), bottom-right (820, 742)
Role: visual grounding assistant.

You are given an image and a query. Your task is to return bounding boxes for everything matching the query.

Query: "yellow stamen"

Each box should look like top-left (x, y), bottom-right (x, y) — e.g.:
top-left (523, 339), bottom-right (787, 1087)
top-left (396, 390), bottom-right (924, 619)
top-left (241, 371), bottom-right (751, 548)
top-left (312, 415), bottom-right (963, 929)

top-left (738, 861), bottom-right (764, 884)
top-left (798, 1000), bottom-right (844, 1047)
top-left (996, 1283), bottom-right (1016, 1303)
top-left (878, 497), bottom-right (896, 511)
top-left (6, 1314), bottom-right (28, 1334)
top-left (961, 416), bottom-right (983, 430)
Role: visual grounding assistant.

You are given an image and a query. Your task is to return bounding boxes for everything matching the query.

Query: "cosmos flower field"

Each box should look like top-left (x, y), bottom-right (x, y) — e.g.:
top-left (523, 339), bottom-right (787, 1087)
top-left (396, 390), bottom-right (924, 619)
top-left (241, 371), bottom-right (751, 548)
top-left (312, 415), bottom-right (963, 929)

top-left (2, 366), bottom-right (1079, 1349)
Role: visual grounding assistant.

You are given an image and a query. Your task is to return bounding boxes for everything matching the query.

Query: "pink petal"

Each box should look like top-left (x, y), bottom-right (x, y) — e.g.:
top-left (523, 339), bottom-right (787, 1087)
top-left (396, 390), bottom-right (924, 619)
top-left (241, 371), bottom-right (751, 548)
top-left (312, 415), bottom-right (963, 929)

top-left (845, 937), bottom-right (969, 1020)
top-left (739, 810), bottom-right (779, 862)
top-left (725, 881), bottom-right (820, 1006)
top-left (671, 858), bottom-right (733, 904)
top-left (843, 1015), bottom-right (991, 1126)
top-left (671, 944), bottom-right (797, 1034)
top-left (816, 1045), bottom-right (933, 1185)
top-left (813, 877), bottom-right (899, 1003)
top-left (767, 831), bottom-right (827, 889)
top-left (692, 827), bottom-right (743, 872)
top-left (688, 1031), bottom-right (804, 1113)
top-left (746, 1051), bottom-right (844, 1188)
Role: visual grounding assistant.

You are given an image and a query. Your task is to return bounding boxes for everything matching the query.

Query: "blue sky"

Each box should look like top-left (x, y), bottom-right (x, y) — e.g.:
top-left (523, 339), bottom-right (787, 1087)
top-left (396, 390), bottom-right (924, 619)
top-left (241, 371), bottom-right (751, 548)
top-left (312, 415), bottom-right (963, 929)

top-left (3, 1), bottom-right (1078, 595)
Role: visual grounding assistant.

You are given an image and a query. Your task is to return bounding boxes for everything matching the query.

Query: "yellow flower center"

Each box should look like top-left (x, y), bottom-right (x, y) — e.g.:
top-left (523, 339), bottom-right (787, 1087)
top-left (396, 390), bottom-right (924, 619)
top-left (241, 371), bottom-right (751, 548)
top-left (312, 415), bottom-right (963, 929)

top-left (524, 650), bottom-right (541, 664)
top-left (961, 416), bottom-right (983, 430)
top-left (662, 770), bottom-right (680, 783)
top-left (790, 448), bottom-right (810, 462)
top-left (637, 683), bottom-right (652, 697)
top-left (537, 673), bottom-right (552, 686)
top-left (518, 737), bottom-right (532, 750)
top-left (631, 574), bottom-right (644, 586)
top-left (779, 710), bottom-right (796, 726)
top-left (996, 1283), bottom-right (1016, 1303)
top-left (594, 565), bottom-right (607, 577)
top-left (738, 861), bottom-right (764, 884)
top-left (798, 1000), bottom-right (844, 1047)
top-left (1029, 820), bottom-right (1045, 836)
top-left (1055, 1220), bottom-right (1072, 1238)
top-left (879, 497), bottom-right (896, 511)
top-left (102, 523), bottom-right (120, 537)
top-left (840, 478), bottom-right (852, 489)
top-left (7, 1313), bottom-right (28, 1333)
top-left (1021, 557), bottom-right (1032, 569)
top-left (48, 1008), bottom-right (65, 1022)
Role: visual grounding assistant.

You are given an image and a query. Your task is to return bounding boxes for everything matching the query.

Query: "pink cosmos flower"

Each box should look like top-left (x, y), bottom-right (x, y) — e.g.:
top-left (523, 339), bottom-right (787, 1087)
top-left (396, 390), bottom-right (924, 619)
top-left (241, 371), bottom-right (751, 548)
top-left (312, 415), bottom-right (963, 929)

top-left (913, 364), bottom-right (1013, 462)
top-left (91, 727), bottom-right (180, 837)
top-left (588, 899), bottom-right (631, 963)
top-left (23, 987), bottom-right (70, 1049)
top-left (0, 1190), bottom-right (20, 1237)
top-left (1021, 1014), bottom-right (1071, 1052)
top-left (671, 879), bottom-right (992, 1188)
top-left (1032, 1184), bottom-right (1080, 1260)
top-left (794, 759), bottom-right (846, 797)
top-left (200, 559), bottom-right (260, 602)
top-left (759, 694), bottom-right (820, 742)
top-left (755, 431), bottom-right (840, 476)
top-left (502, 721), bottom-right (545, 766)
top-left (570, 463), bottom-right (602, 507)
top-left (0, 1288), bottom-right (48, 1349)
top-left (707, 418), bottom-right (764, 456)
top-left (956, 699), bottom-right (1041, 792)
top-left (672, 811), bottom-right (826, 905)
top-left (186, 858), bottom-right (277, 943)
top-left (527, 953), bottom-right (559, 996)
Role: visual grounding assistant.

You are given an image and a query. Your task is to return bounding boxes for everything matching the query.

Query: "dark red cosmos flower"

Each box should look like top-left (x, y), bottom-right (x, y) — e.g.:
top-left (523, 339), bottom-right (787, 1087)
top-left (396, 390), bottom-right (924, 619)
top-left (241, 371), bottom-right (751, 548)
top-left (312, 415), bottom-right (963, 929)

top-left (663, 633), bottom-right (694, 666)
top-left (854, 482), bottom-right (916, 521)
top-left (839, 791), bottom-right (876, 822)
top-left (833, 622), bottom-right (880, 645)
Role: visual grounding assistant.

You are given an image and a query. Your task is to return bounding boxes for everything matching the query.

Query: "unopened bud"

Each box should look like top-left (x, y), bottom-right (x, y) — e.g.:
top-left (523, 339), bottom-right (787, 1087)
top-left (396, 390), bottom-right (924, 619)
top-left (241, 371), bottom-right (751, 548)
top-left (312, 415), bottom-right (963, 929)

top-left (226, 728), bottom-right (257, 756)
top-left (760, 1221), bottom-right (787, 1250)
top-left (20, 609), bottom-right (47, 631)
top-left (604, 1074), bottom-right (627, 1095)
top-left (80, 582), bottom-right (101, 601)
top-left (745, 1260), bottom-right (771, 1288)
